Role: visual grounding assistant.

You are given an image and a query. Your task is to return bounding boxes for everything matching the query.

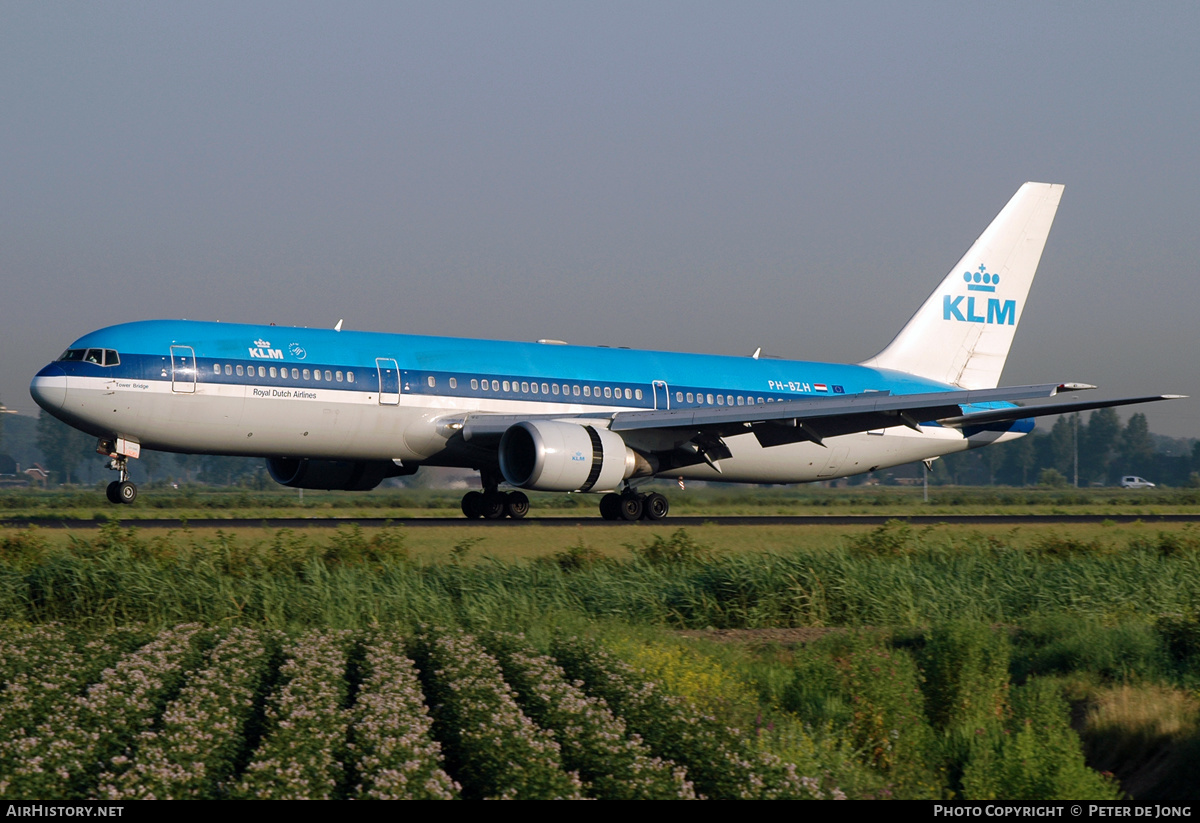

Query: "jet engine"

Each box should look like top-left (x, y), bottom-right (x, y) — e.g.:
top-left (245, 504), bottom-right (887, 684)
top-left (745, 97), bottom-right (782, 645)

top-left (498, 420), bottom-right (646, 492)
top-left (266, 457), bottom-right (412, 491)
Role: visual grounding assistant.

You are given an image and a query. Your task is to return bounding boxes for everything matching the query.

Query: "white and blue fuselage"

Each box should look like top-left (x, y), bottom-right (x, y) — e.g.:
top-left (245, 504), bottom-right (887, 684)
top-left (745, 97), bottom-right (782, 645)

top-left (31, 318), bottom-right (1018, 485)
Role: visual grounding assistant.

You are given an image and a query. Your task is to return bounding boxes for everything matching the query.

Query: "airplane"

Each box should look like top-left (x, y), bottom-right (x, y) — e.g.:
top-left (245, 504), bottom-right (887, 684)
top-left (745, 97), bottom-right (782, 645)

top-left (30, 182), bottom-right (1182, 519)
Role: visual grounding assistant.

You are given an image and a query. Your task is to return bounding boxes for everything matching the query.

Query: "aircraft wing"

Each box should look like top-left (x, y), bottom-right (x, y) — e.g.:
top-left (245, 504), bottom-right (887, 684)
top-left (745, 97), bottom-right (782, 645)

top-left (458, 384), bottom-right (1182, 470)
top-left (607, 382), bottom-right (1106, 448)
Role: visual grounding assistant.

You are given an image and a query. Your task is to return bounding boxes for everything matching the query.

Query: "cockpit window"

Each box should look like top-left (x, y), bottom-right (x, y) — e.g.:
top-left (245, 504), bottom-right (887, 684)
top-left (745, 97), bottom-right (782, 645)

top-left (58, 348), bottom-right (119, 366)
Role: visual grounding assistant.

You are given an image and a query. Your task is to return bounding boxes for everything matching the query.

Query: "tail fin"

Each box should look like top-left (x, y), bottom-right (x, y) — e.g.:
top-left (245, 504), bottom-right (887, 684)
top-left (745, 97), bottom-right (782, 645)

top-left (860, 182), bottom-right (1065, 389)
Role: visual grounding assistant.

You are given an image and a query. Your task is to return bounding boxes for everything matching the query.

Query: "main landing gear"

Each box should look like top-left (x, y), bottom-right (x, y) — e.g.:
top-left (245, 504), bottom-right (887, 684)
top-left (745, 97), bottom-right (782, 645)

top-left (104, 454), bottom-right (138, 505)
top-left (599, 490), bottom-right (669, 521)
top-left (461, 473), bottom-right (529, 520)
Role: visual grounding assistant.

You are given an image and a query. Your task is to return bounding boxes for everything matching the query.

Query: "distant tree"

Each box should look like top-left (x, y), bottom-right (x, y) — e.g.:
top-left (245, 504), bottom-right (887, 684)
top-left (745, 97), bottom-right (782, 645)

top-left (997, 431), bottom-right (1040, 486)
top-left (1080, 408), bottom-right (1121, 485)
top-left (139, 449), bottom-right (163, 483)
top-left (35, 410), bottom-right (94, 485)
top-left (1037, 468), bottom-right (1069, 488)
top-left (1048, 416), bottom-right (1075, 479)
top-left (1118, 413), bottom-right (1155, 478)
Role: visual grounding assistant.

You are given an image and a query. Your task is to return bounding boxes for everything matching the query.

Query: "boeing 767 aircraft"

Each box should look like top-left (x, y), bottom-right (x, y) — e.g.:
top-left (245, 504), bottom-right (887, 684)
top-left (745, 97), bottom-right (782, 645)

top-left (30, 183), bottom-right (1182, 519)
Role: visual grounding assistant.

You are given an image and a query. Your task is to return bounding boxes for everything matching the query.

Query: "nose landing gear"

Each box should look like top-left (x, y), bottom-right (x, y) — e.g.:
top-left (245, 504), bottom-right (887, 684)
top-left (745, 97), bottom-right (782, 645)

top-left (98, 438), bottom-right (138, 505)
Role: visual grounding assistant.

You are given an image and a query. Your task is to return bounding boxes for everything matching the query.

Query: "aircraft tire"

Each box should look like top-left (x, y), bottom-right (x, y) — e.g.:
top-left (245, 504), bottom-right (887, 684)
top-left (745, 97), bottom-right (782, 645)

top-left (117, 481), bottom-right (138, 505)
top-left (481, 492), bottom-right (507, 520)
top-left (505, 491), bottom-right (530, 519)
top-left (106, 481), bottom-right (122, 505)
top-left (618, 494), bottom-right (644, 521)
top-left (461, 491), bottom-right (484, 519)
top-left (599, 493), bottom-right (621, 520)
top-left (643, 492), bottom-right (669, 520)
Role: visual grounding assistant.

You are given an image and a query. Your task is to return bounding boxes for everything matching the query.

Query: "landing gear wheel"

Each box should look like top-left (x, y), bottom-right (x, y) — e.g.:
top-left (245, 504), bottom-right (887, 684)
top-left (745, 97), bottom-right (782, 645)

top-left (461, 491), bottom-right (484, 519)
top-left (116, 480), bottom-right (137, 505)
top-left (505, 491), bottom-right (530, 520)
top-left (643, 492), bottom-right (669, 520)
top-left (618, 494), bottom-right (644, 522)
top-left (106, 481), bottom-right (122, 504)
top-left (599, 493), bottom-right (622, 521)
top-left (481, 492), bottom-right (507, 520)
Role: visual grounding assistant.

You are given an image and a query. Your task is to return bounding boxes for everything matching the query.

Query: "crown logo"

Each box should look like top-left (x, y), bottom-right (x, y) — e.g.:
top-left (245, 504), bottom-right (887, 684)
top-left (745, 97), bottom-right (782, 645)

top-left (963, 264), bottom-right (998, 293)
top-left (253, 339), bottom-right (271, 348)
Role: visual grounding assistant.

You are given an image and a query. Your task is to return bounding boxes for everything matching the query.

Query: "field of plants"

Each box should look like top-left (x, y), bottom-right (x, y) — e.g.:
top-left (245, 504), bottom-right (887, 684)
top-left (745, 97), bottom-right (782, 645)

top-left (2, 516), bottom-right (1200, 799)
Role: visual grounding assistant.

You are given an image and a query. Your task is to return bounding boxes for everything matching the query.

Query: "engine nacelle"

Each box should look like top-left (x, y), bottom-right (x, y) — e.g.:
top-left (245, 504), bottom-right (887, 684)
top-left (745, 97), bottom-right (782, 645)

top-left (266, 458), bottom-right (411, 491)
top-left (499, 420), bottom-right (640, 492)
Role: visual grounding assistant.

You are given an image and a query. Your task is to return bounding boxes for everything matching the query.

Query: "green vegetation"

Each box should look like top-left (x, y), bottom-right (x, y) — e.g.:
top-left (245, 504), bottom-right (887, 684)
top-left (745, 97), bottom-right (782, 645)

top-left (3, 520), bottom-right (1200, 799)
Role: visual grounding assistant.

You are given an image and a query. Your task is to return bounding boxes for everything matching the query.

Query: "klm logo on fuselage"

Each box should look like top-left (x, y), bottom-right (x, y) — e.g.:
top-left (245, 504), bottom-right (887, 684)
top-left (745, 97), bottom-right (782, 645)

top-left (249, 339), bottom-right (284, 359)
top-left (943, 265), bottom-right (1016, 326)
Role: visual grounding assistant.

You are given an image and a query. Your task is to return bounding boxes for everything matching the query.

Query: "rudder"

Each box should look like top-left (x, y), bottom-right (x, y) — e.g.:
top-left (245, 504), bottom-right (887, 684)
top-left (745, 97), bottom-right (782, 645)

top-left (860, 182), bottom-right (1065, 389)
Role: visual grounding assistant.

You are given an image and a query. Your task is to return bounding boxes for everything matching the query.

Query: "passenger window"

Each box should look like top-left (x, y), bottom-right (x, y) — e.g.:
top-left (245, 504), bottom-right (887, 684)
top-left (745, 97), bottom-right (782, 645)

top-left (503, 381), bottom-right (511, 392)
top-left (583, 386), bottom-right (591, 397)
top-left (635, 389), bottom-right (642, 400)
top-left (707, 394), bottom-right (714, 404)
top-left (236, 365), bottom-right (245, 376)
top-left (427, 376), bottom-right (436, 388)
top-left (552, 384), bottom-right (559, 395)
top-left (521, 381), bottom-right (529, 393)
top-left (303, 369), bottom-right (311, 380)
top-left (572, 385), bottom-right (580, 396)
top-left (491, 380), bottom-right (498, 391)
top-left (757, 397), bottom-right (764, 404)
top-left (292, 368), bottom-right (300, 379)
top-left (450, 377), bottom-right (457, 389)
top-left (530, 383), bottom-right (538, 394)
top-left (213, 364), bottom-right (221, 374)
top-left (603, 387), bottom-right (612, 398)
top-left (322, 370), bottom-right (330, 381)
top-left (347, 372), bottom-right (354, 383)
top-left (717, 394), bottom-right (724, 405)
top-left (270, 367), bottom-right (278, 378)
top-left (471, 378), bottom-right (479, 390)
top-left (675, 391), bottom-right (683, 402)
top-left (335, 371), bottom-right (343, 382)
top-left (541, 383), bottom-right (549, 394)
top-left (737, 396), bottom-right (744, 405)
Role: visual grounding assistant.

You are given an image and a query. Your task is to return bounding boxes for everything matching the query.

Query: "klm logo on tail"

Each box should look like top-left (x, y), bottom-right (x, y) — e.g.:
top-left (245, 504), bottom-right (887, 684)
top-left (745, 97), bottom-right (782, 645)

top-left (943, 265), bottom-right (1016, 325)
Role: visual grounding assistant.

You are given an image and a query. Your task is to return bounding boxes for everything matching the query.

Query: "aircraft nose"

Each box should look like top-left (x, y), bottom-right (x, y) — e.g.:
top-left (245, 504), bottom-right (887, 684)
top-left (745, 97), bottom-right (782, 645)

top-left (30, 364), bottom-right (67, 412)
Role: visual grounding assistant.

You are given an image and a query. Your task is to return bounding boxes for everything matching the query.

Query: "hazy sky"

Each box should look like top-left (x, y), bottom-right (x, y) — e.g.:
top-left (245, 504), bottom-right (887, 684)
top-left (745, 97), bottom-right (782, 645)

top-left (2, 2), bottom-right (1196, 439)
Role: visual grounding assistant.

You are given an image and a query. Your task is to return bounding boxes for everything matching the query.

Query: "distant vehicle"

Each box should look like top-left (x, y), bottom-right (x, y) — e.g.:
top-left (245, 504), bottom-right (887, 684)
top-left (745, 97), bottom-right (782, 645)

top-left (1120, 476), bottom-right (1156, 489)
